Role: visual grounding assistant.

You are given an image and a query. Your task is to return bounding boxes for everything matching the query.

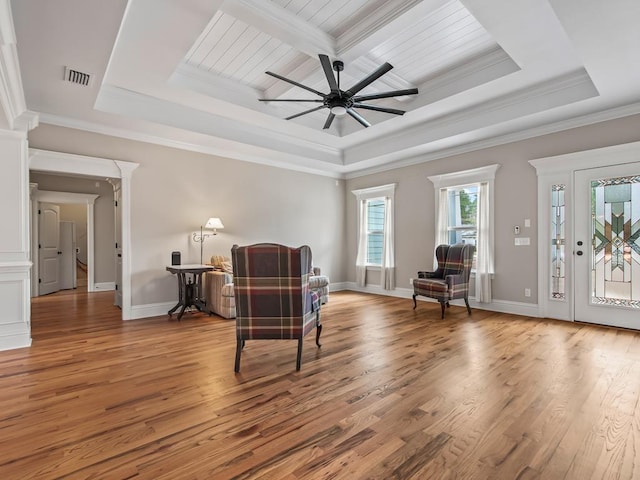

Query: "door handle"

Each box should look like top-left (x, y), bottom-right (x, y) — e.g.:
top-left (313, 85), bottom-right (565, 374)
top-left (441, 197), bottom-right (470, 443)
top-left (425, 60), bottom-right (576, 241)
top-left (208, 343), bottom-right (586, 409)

top-left (577, 251), bottom-right (583, 256)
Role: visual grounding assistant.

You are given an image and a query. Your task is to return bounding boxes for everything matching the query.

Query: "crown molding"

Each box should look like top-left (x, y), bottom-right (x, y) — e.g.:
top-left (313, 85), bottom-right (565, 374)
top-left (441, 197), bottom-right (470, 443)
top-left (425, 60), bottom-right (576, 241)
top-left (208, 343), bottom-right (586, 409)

top-left (343, 68), bottom-right (598, 167)
top-left (345, 101), bottom-right (640, 179)
top-left (36, 113), bottom-right (344, 179)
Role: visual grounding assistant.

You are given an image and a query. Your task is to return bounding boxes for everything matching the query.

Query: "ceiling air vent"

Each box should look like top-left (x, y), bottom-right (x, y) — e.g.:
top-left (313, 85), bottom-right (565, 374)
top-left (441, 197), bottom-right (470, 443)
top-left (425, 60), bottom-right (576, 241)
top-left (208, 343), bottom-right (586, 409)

top-left (64, 67), bottom-right (91, 86)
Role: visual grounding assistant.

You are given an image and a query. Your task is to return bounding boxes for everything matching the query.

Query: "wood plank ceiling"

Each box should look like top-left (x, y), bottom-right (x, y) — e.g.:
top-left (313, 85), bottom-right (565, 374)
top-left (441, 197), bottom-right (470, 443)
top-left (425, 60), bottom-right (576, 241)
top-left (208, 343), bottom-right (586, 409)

top-left (184, 0), bottom-right (500, 125)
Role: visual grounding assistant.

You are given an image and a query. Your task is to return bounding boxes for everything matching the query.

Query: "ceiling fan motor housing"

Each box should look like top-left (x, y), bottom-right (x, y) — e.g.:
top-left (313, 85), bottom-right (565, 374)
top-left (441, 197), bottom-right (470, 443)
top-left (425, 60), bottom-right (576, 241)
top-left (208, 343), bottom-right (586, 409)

top-left (324, 91), bottom-right (353, 110)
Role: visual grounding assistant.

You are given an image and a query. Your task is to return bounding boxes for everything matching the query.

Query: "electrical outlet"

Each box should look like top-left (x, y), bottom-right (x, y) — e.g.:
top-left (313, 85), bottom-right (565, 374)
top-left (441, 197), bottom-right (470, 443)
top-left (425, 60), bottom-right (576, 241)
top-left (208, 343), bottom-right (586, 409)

top-left (524, 288), bottom-right (531, 297)
top-left (409, 277), bottom-right (414, 286)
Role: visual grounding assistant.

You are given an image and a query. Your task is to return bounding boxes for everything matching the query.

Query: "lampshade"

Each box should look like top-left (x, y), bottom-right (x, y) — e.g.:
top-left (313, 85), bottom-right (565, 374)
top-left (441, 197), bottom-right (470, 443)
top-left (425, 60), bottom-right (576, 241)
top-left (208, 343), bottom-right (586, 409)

top-left (205, 217), bottom-right (224, 230)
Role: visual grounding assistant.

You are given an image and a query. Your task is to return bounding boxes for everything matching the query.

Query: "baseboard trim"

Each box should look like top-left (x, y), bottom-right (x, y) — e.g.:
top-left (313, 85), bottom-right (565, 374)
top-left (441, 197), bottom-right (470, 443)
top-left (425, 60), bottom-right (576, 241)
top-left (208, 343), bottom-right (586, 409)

top-left (129, 301), bottom-right (175, 320)
top-left (93, 282), bottom-right (115, 291)
top-left (329, 281), bottom-right (349, 292)
top-left (129, 286), bottom-right (540, 321)
top-left (0, 332), bottom-right (31, 351)
top-left (343, 282), bottom-right (540, 318)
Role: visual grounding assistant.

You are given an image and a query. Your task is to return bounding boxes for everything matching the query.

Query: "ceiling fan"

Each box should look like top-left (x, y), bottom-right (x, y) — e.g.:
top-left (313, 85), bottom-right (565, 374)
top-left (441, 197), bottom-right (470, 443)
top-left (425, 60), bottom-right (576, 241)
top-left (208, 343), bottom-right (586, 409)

top-left (259, 54), bottom-right (418, 129)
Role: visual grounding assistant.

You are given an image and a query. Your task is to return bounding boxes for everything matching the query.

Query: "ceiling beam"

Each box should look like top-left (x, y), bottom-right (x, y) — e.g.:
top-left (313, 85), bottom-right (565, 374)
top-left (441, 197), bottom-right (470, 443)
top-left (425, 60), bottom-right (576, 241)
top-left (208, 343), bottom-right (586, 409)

top-left (220, 0), bottom-right (336, 58)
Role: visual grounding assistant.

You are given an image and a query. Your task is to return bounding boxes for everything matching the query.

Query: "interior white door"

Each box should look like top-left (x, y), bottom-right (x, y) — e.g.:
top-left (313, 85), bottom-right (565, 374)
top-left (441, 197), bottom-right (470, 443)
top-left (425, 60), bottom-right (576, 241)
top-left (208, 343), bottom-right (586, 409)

top-left (574, 163), bottom-right (640, 329)
top-left (39, 203), bottom-right (61, 295)
top-left (114, 184), bottom-right (122, 308)
top-left (59, 221), bottom-right (76, 290)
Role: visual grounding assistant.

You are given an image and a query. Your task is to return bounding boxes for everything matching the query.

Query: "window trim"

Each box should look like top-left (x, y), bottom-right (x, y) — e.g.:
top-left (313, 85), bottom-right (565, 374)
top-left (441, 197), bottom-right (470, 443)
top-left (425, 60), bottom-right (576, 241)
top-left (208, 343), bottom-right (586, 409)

top-left (429, 165), bottom-right (500, 276)
top-left (352, 183), bottom-right (396, 270)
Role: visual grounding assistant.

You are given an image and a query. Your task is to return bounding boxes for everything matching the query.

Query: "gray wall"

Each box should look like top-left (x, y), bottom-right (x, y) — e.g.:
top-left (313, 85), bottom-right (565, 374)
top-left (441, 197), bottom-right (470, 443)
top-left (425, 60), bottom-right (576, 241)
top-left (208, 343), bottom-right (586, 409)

top-left (346, 113), bottom-right (640, 304)
top-left (28, 124), bottom-right (347, 307)
top-left (30, 172), bottom-right (115, 284)
top-left (27, 112), bottom-right (640, 309)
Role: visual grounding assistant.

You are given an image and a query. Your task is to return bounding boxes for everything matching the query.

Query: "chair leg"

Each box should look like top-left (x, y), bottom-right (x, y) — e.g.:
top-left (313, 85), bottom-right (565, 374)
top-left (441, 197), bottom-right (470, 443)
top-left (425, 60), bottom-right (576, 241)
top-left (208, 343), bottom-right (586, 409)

top-left (296, 338), bottom-right (303, 371)
top-left (234, 338), bottom-right (243, 372)
top-left (464, 297), bottom-right (472, 315)
top-left (316, 324), bottom-right (322, 347)
top-left (440, 301), bottom-right (446, 319)
top-left (412, 294), bottom-right (417, 309)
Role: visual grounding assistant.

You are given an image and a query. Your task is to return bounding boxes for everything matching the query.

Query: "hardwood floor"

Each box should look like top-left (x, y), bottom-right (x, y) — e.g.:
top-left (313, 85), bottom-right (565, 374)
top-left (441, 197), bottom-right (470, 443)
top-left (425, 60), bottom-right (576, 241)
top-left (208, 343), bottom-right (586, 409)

top-left (1, 291), bottom-right (639, 479)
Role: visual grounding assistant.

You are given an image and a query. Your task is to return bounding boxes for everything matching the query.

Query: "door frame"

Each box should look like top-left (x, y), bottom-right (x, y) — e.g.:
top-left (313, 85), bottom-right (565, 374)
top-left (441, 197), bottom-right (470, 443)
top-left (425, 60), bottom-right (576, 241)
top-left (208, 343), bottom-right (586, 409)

top-left (32, 190), bottom-right (99, 294)
top-left (530, 140), bottom-right (640, 321)
top-left (29, 149), bottom-right (138, 320)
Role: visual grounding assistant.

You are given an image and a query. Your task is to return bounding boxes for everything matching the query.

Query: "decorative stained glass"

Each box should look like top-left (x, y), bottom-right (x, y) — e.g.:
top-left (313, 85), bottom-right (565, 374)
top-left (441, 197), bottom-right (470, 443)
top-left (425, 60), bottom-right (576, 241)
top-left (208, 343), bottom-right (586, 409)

top-left (590, 175), bottom-right (640, 308)
top-left (551, 185), bottom-right (566, 299)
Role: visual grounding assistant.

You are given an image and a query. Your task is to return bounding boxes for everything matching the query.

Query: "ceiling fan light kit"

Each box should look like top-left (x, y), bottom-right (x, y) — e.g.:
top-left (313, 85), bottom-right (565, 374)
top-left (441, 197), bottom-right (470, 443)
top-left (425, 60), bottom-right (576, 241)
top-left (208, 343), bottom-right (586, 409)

top-left (259, 54), bottom-right (418, 130)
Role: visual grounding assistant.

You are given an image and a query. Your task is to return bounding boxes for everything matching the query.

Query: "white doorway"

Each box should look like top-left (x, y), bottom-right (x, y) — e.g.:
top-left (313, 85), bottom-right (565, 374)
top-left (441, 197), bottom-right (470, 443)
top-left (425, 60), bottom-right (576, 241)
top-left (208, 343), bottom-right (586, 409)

top-left (531, 141), bottom-right (640, 329)
top-left (29, 149), bottom-right (138, 320)
top-left (33, 190), bottom-right (99, 295)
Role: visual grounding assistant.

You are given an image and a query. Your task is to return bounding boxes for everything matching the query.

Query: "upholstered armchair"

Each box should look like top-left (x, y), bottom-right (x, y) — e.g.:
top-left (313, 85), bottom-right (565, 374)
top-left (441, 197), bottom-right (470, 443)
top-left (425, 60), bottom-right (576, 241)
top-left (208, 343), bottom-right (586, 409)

top-left (231, 243), bottom-right (322, 372)
top-left (412, 244), bottom-right (475, 318)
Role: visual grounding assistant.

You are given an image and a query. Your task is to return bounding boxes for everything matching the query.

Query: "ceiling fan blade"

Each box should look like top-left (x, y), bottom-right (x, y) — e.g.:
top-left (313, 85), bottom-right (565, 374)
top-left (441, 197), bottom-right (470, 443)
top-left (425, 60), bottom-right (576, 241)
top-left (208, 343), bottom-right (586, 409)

top-left (259, 99), bottom-right (324, 102)
top-left (319, 54), bottom-right (339, 93)
top-left (323, 112), bottom-right (336, 130)
top-left (266, 71), bottom-right (326, 98)
top-left (353, 88), bottom-right (418, 102)
top-left (285, 105), bottom-right (326, 120)
top-left (352, 103), bottom-right (406, 115)
top-left (345, 62), bottom-right (393, 96)
top-left (347, 108), bottom-right (371, 128)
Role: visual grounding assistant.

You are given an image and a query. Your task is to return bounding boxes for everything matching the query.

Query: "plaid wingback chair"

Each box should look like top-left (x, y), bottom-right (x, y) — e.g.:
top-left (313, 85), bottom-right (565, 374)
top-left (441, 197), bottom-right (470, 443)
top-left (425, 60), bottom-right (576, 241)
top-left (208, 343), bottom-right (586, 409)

top-left (231, 243), bottom-right (322, 372)
top-left (412, 244), bottom-right (475, 318)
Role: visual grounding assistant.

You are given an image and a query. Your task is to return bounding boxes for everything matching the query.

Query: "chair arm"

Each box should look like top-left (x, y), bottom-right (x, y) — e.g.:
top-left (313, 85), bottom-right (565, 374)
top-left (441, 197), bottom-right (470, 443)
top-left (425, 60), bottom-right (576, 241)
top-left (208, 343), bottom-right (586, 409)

top-left (445, 274), bottom-right (465, 287)
top-left (418, 271), bottom-right (438, 279)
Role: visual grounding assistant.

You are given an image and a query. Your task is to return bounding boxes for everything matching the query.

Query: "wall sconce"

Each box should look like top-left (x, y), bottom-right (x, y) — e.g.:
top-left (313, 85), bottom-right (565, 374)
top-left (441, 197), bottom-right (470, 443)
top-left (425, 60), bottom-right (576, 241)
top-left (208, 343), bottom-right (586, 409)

top-left (193, 217), bottom-right (224, 264)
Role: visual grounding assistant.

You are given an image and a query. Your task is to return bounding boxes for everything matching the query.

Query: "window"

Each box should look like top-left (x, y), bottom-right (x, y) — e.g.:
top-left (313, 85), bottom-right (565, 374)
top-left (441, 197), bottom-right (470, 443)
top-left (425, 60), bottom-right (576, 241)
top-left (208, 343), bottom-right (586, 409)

top-left (366, 198), bottom-right (385, 265)
top-left (429, 165), bottom-right (500, 302)
top-left (352, 184), bottom-right (396, 289)
top-left (445, 185), bottom-right (478, 248)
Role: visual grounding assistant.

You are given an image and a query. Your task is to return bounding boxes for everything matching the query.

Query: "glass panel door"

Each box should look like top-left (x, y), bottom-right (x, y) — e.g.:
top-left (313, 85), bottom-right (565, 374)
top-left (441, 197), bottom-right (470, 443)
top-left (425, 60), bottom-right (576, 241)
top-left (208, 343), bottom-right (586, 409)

top-left (574, 163), bottom-right (640, 329)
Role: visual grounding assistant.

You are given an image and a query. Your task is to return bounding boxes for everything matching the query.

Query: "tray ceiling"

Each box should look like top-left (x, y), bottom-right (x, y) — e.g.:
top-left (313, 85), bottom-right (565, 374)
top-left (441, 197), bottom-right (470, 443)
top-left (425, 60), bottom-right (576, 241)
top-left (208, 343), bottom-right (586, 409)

top-left (10, 0), bottom-right (640, 177)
